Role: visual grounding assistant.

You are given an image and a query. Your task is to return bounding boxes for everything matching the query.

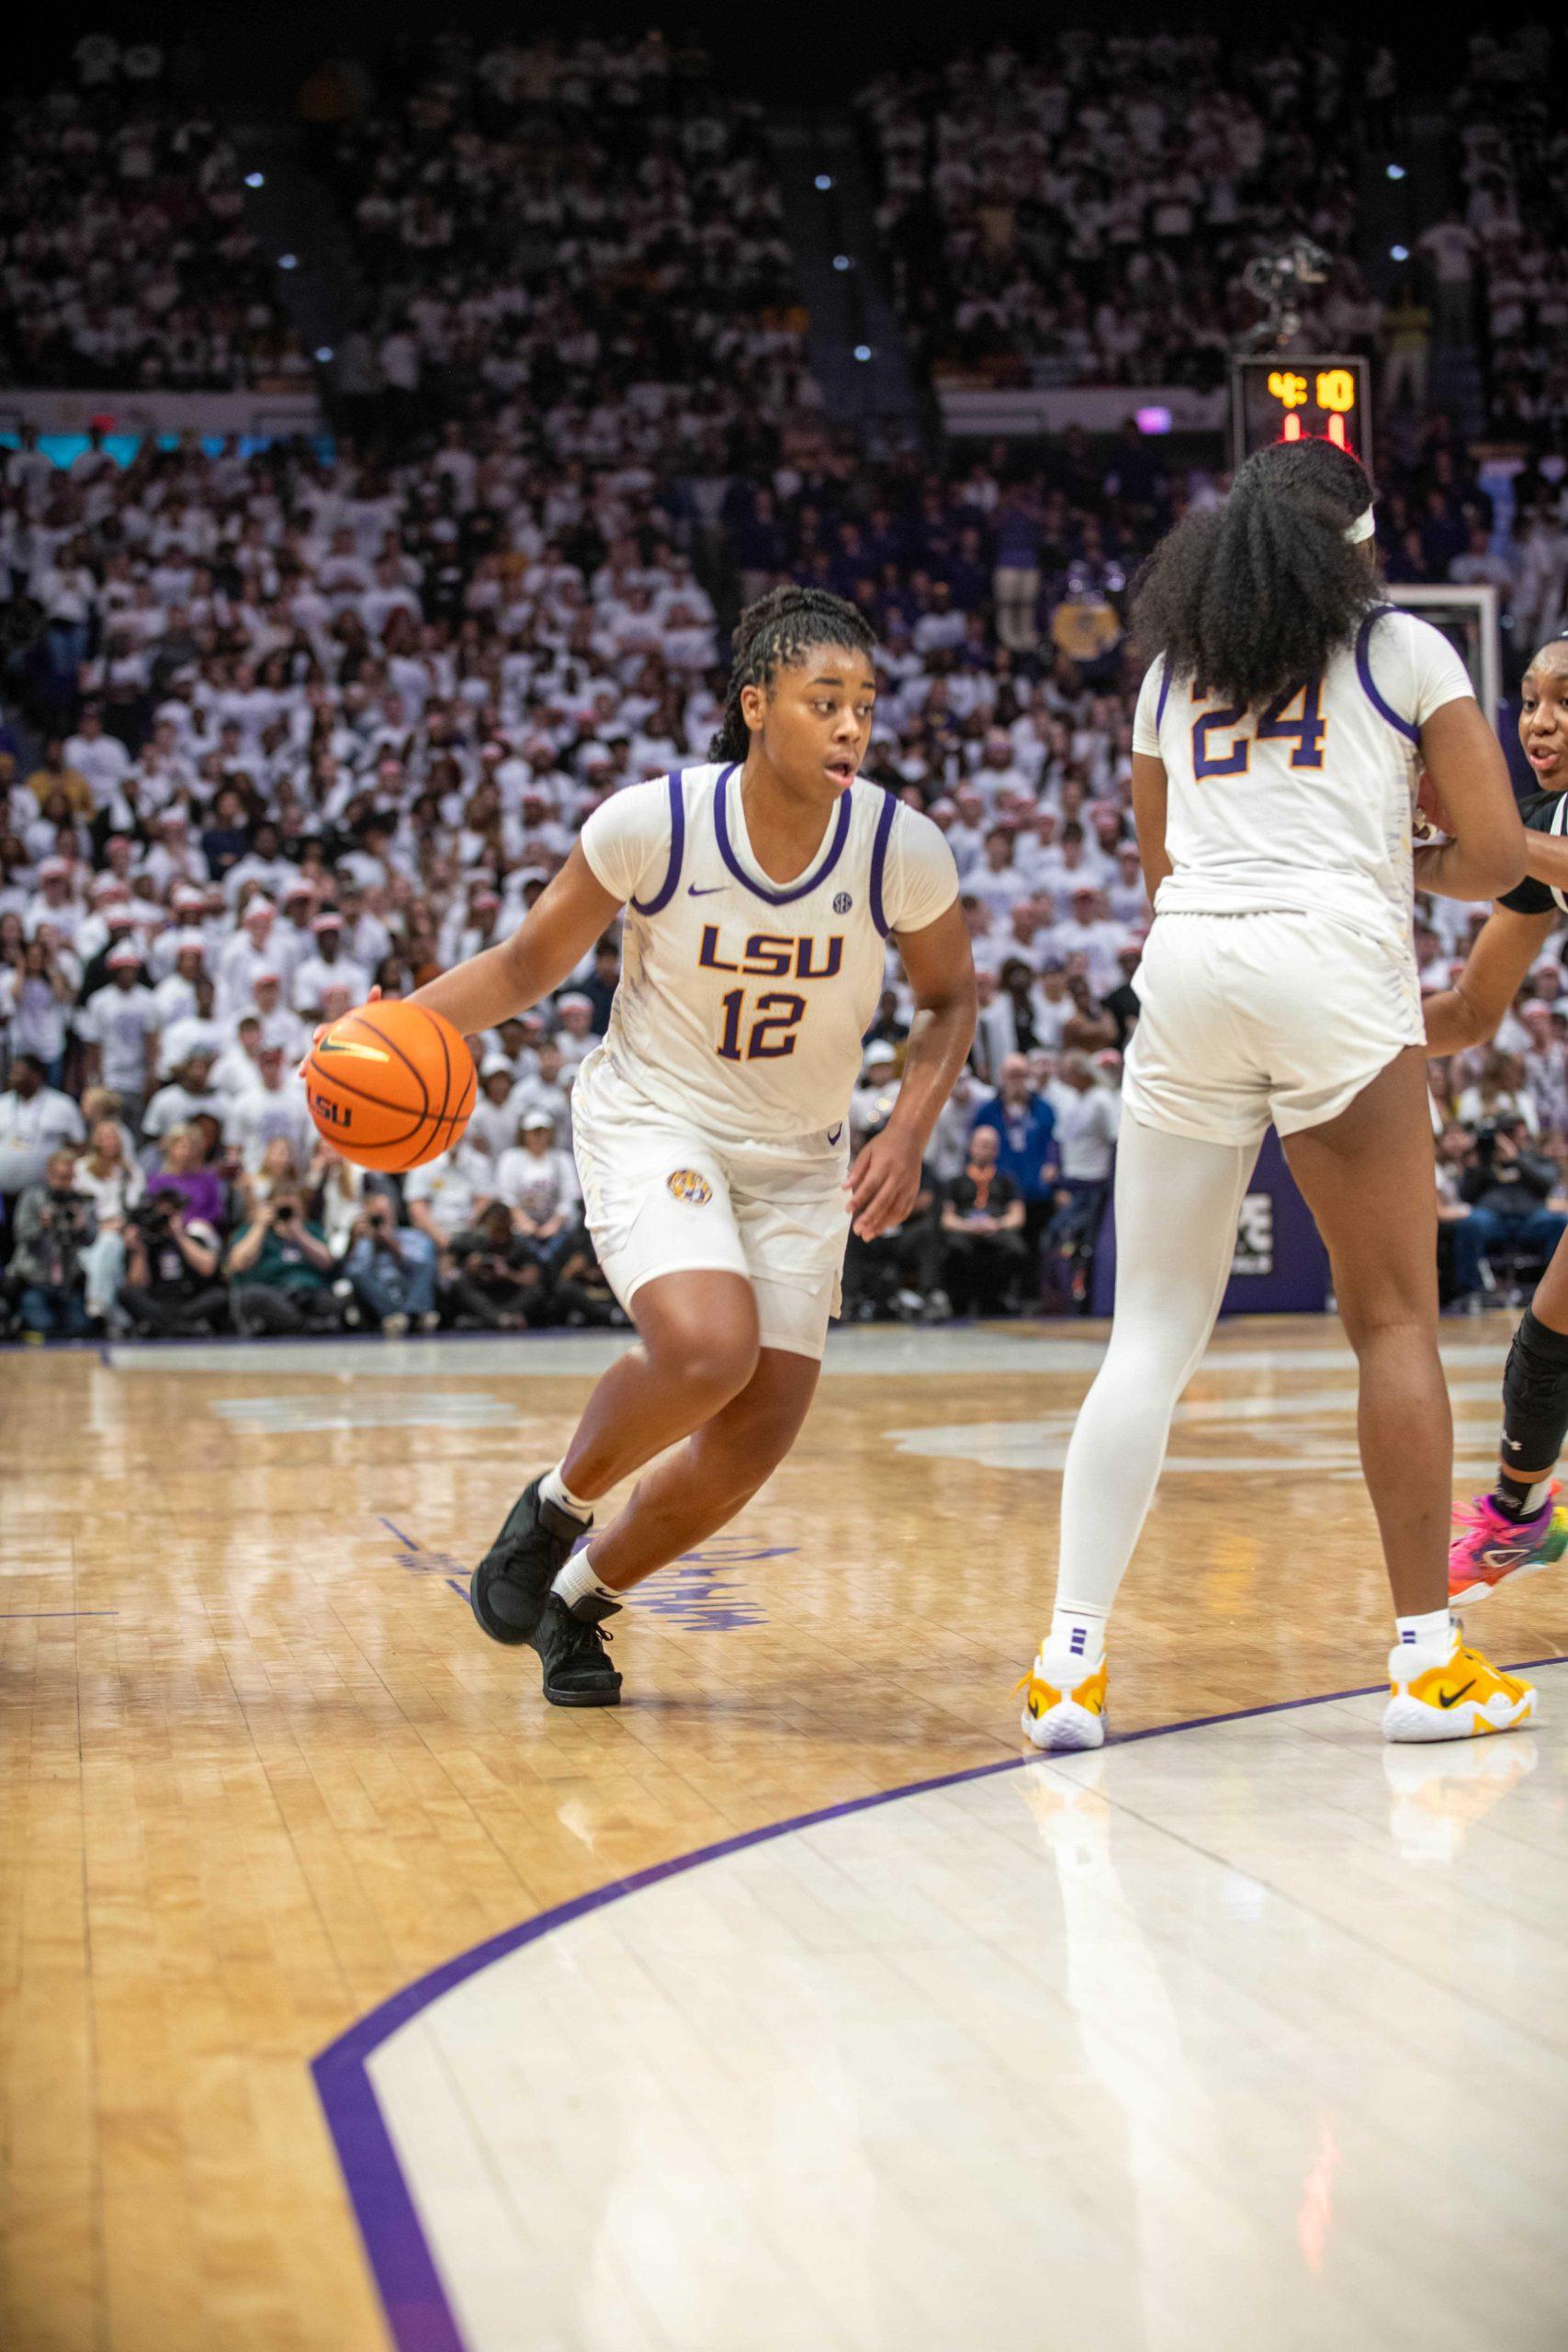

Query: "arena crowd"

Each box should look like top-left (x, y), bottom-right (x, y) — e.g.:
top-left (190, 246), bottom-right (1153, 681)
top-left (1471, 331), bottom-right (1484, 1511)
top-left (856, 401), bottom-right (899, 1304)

top-left (2, 28), bottom-right (1566, 1341)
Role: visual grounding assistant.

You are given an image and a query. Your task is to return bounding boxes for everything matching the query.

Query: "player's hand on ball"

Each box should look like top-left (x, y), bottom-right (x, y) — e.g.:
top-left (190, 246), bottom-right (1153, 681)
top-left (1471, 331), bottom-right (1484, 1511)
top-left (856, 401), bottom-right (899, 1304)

top-left (847, 1125), bottom-right (922, 1240)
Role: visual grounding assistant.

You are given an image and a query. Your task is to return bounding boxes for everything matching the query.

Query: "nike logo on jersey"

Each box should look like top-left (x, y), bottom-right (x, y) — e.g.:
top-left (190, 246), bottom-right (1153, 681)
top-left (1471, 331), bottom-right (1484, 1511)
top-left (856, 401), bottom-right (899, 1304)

top-left (827, 1125), bottom-right (843, 1146)
top-left (687, 884), bottom-right (727, 898)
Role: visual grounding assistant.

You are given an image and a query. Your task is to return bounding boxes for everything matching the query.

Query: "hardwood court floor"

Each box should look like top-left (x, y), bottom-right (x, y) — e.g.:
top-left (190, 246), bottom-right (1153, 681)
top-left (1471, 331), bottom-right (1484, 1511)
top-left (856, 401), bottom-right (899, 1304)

top-left (2, 1317), bottom-right (1565, 2352)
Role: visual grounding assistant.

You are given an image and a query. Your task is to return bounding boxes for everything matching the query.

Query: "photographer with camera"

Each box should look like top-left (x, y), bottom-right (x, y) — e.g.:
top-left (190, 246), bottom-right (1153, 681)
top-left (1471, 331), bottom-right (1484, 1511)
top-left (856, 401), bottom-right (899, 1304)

top-left (1452, 1114), bottom-right (1568, 1300)
top-left (341, 1195), bottom-right (440, 1336)
top-left (118, 1188), bottom-right (228, 1340)
top-left (443, 1199), bottom-right (549, 1332)
top-left (11, 1148), bottom-right (96, 1340)
top-left (224, 1182), bottom-right (342, 1337)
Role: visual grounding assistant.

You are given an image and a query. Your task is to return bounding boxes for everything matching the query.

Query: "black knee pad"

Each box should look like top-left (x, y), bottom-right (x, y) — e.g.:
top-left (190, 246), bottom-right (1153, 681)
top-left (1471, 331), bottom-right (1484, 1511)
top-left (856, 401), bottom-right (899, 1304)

top-left (1501, 1307), bottom-right (1568, 1473)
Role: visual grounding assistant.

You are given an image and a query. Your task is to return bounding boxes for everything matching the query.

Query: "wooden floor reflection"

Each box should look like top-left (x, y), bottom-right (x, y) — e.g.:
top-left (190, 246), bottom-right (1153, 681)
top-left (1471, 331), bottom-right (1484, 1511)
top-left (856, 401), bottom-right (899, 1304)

top-left (2, 1316), bottom-right (1563, 2351)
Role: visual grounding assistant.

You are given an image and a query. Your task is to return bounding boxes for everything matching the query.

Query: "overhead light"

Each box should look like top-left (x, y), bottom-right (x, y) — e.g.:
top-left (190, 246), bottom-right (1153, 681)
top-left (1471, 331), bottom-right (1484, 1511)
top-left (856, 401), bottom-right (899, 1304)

top-left (814, 174), bottom-right (833, 191)
top-left (833, 254), bottom-right (852, 272)
top-left (314, 346), bottom-right (334, 364)
top-left (1390, 243), bottom-right (1409, 262)
top-left (277, 253), bottom-right (299, 271)
top-left (244, 171), bottom-right (265, 189)
top-left (1385, 163), bottom-right (1405, 181)
top-left (853, 344), bottom-right (873, 362)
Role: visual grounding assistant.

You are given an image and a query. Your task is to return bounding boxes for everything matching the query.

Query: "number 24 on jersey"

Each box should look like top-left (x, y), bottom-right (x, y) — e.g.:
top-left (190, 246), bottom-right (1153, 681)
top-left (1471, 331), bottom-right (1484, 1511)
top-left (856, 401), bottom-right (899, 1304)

top-left (1192, 682), bottom-right (1326, 778)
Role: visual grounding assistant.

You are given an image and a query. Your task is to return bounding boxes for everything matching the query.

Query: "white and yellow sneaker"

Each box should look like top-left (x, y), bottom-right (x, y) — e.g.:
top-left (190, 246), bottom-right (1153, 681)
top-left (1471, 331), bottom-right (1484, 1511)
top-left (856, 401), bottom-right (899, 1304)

top-left (1019, 1645), bottom-right (1109, 1751)
top-left (1382, 1623), bottom-right (1537, 1744)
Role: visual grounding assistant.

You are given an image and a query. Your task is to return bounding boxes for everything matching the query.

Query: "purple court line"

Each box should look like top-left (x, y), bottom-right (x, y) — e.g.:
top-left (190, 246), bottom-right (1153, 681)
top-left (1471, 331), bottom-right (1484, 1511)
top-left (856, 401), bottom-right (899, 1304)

top-left (311, 1652), bottom-right (1568, 2352)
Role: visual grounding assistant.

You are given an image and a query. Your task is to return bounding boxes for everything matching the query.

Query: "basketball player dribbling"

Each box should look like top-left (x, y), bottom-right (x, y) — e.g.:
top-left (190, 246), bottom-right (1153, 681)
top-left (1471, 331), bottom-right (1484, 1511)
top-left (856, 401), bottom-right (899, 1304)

top-left (1019, 436), bottom-right (1536, 1749)
top-left (405, 587), bottom-right (975, 1704)
top-left (1424, 636), bottom-right (1568, 1603)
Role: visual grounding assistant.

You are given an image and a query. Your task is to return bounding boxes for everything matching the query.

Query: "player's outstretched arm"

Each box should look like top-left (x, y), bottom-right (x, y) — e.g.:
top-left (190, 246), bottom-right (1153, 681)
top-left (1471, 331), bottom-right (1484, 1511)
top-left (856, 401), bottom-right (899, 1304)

top-left (408, 845), bottom-right (624, 1036)
top-left (1423, 904), bottom-right (1555, 1056)
top-left (848, 901), bottom-right (976, 1241)
top-left (1411, 700), bottom-right (1526, 903)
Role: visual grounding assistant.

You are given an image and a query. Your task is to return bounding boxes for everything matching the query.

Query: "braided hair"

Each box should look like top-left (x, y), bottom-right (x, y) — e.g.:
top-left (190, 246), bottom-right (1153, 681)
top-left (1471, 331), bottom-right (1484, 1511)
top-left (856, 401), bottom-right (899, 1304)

top-left (708, 585), bottom-right (877, 763)
top-left (1132, 436), bottom-right (1377, 711)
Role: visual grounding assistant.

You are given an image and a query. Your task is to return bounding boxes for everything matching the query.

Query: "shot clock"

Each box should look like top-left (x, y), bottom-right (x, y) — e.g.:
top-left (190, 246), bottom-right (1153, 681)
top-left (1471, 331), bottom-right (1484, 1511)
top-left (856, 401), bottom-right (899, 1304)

top-left (1229, 355), bottom-right (1371, 475)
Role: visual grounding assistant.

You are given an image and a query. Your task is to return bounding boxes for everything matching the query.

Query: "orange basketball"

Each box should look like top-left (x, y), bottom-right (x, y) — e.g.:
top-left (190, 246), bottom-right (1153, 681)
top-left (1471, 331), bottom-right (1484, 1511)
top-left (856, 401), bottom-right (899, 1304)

top-left (303, 1000), bottom-right (477, 1172)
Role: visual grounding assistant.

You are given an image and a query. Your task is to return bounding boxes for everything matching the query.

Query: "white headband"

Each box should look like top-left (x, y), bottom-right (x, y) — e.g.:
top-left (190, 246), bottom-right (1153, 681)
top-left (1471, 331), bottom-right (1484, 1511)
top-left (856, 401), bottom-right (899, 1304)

top-left (1344, 507), bottom-right (1376, 545)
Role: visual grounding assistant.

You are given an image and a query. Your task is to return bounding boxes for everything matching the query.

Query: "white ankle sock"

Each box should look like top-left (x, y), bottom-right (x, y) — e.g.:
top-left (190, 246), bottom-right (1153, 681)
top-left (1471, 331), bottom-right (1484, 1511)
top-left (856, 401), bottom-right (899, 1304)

top-left (1047, 1605), bottom-right (1107, 1668)
top-left (1394, 1607), bottom-right (1454, 1664)
top-left (541, 1463), bottom-right (593, 1523)
top-left (552, 1549), bottom-right (623, 1615)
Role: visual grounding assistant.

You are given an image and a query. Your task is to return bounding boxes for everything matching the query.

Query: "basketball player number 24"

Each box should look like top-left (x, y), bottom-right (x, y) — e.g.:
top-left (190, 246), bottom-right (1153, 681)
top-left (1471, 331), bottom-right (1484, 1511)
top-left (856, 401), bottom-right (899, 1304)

top-left (1192, 682), bottom-right (1326, 777)
top-left (716, 989), bottom-right (807, 1061)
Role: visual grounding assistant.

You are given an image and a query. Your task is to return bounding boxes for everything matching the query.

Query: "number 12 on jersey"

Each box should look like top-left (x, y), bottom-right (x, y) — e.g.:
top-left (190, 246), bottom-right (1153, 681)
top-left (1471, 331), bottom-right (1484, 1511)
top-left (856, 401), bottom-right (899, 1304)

top-left (1192, 681), bottom-right (1326, 777)
top-left (716, 989), bottom-right (807, 1062)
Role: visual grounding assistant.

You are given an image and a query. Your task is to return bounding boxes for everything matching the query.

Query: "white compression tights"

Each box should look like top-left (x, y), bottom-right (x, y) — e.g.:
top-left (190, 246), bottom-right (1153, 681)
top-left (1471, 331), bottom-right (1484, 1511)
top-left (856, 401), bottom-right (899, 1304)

top-left (1055, 1111), bottom-right (1258, 1622)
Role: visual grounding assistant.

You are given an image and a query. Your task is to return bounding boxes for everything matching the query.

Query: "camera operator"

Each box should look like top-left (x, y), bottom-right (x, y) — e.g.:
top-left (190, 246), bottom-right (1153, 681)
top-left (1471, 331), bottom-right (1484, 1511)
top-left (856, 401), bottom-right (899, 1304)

top-left (224, 1182), bottom-right (342, 1337)
top-left (341, 1195), bottom-right (440, 1336)
top-left (444, 1199), bottom-right (549, 1331)
top-left (118, 1190), bottom-right (228, 1340)
top-left (10, 1148), bottom-right (96, 1339)
top-left (1453, 1114), bottom-right (1568, 1298)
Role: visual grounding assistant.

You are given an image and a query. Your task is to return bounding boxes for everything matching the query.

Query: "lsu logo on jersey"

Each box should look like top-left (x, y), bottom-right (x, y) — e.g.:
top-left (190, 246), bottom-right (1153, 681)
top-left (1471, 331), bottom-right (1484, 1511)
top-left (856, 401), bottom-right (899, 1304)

top-left (667, 1169), bottom-right (713, 1207)
top-left (696, 925), bottom-right (843, 979)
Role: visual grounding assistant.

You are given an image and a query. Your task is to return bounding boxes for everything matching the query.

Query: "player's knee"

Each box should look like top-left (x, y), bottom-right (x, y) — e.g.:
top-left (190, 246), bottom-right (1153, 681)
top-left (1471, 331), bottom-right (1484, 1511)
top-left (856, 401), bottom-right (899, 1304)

top-left (1337, 1293), bottom-right (1433, 1353)
top-left (648, 1316), bottom-right (758, 1407)
top-left (685, 1327), bottom-right (761, 1403)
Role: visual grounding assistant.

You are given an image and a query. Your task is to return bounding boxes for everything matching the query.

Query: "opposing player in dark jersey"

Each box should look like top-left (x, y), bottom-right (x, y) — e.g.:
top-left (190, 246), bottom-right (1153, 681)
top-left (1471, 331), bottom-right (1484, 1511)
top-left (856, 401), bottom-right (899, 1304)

top-left (1424, 635), bottom-right (1568, 1600)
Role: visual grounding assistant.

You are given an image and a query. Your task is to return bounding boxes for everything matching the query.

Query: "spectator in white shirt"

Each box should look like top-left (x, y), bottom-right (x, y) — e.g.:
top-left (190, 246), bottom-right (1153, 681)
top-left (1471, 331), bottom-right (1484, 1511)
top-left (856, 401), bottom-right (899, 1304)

top-left (468, 1057), bottom-right (529, 1159)
top-left (216, 899), bottom-right (279, 1018)
top-left (229, 1045), bottom-right (315, 1173)
top-left (79, 949), bottom-right (161, 1125)
top-left (405, 1139), bottom-right (496, 1250)
top-left (964, 828), bottom-right (1035, 924)
top-left (0, 1053), bottom-right (86, 1193)
top-left (142, 1050), bottom-right (229, 1148)
top-left (152, 933), bottom-right (208, 1030)
top-left (551, 994), bottom-right (598, 1074)
top-left (63, 709), bottom-right (131, 806)
top-left (290, 914), bottom-right (371, 1018)
top-left (493, 1111), bottom-right (581, 1266)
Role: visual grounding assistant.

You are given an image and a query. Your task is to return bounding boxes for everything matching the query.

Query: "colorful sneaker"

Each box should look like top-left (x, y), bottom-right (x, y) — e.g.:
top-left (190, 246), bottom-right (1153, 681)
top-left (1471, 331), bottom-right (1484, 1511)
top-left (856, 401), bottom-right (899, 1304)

top-left (1448, 1483), bottom-right (1568, 1602)
top-left (1019, 1646), bottom-right (1109, 1751)
top-left (1382, 1625), bottom-right (1537, 1743)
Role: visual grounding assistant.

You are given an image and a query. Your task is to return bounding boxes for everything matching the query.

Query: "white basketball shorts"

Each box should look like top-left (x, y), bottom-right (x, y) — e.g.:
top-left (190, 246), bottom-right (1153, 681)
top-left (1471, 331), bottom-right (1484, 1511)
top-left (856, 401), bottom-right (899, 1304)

top-left (572, 1080), bottom-right (851, 1361)
top-left (1122, 910), bottom-right (1426, 1148)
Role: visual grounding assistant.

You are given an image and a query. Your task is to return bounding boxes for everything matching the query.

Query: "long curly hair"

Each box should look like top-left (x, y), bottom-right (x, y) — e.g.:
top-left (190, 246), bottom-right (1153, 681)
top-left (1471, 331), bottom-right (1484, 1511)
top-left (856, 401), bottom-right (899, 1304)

top-left (1132, 437), bottom-right (1377, 710)
top-left (708, 585), bottom-right (877, 763)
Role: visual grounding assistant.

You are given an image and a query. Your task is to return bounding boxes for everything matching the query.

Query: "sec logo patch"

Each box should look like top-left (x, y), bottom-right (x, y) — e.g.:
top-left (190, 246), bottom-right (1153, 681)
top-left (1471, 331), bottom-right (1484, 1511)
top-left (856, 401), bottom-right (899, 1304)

top-left (667, 1169), bottom-right (713, 1207)
top-left (833, 891), bottom-right (852, 914)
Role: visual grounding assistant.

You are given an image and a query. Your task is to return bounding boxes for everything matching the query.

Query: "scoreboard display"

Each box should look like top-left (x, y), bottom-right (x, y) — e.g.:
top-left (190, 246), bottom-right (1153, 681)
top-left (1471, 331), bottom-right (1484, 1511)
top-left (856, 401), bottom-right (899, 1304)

top-left (1229, 355), bottom-right (1371, 476)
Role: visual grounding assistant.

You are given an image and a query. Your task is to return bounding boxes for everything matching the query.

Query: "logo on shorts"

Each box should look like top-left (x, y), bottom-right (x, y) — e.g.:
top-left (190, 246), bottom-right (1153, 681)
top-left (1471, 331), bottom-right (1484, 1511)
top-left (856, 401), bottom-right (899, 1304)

top-left (667, 1169), bottom-right (713, 1207)
top-left (833, 892), bottom-right (852, 914)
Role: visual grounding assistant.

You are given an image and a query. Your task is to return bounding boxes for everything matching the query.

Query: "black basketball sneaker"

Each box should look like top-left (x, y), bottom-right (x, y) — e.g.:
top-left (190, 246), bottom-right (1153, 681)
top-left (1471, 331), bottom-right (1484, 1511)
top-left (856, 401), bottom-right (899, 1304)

top-left (529, 1593), bottom-right (623, 1707)
top-left (469, 1477), bottom-right (587, 1645)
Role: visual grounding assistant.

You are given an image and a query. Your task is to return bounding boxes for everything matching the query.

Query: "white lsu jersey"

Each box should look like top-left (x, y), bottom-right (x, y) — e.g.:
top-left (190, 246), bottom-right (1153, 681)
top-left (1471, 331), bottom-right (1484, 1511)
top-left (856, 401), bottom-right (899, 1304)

top-left (1133, 605), bottom-right (1474, 958)
top-left (577, 763), bottom-right (958, 1147)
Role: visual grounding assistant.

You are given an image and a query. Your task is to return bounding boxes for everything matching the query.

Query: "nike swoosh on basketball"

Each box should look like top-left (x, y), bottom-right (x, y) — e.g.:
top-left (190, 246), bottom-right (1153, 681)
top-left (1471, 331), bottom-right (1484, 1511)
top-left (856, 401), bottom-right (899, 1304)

top-left (687, 884), bottom-right (727, 897)
top-left (1438, 1680), bottom-right (1476, 1709)
top-left (316, 1039), bottom-right (391, 1061)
